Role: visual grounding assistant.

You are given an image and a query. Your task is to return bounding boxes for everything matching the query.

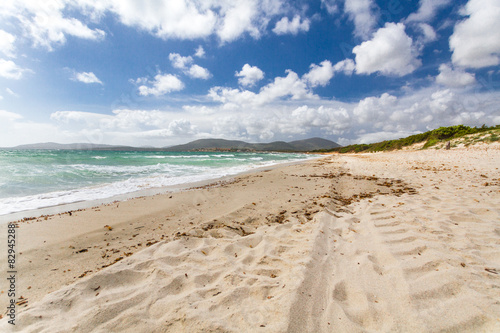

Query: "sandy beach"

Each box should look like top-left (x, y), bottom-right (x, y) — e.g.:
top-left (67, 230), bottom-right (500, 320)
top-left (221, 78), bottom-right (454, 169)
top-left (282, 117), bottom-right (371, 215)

top-left (1, 146), bottom-right (500, 332)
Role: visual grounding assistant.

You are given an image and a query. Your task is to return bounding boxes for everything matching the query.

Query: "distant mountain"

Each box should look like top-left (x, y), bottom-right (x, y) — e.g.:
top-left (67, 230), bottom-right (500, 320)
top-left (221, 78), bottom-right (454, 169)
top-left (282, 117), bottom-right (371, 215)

top-left (288, 137), bottom-right (342, 151)
top-left (164, 137), bottom-right (340, 152)
top-left (163, 139), bottom-right (253, 151)
top-left (6, 137), bottom-right (341, 152)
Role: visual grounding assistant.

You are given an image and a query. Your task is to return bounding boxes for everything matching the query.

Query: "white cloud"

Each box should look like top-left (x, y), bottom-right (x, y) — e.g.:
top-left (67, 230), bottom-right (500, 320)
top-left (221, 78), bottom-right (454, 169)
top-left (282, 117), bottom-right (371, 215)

top-left (0, 30), bottom-right (16, 57)
top-left (50, 110), bottom-right (111, 128)
top-left (290, 105), bottom-right (351, 134)
top-left (106, 0), bottom-right (218, 40)
top-left (353, 23), bottom-right (421, 76)
top-left (344, 0), bottom-right (378, 39)
top-left (353, 93), bottom-right (398, 125)
top-left (210, 69), bottom-right (316, 108)
top-left (167, 118), bottom-right (195, 136)
top-left (333, 59), bottom-right (356, 75)
top-left (4, 0), bottom-right (106, 50)
top-left (0, 59), bottom-right (29, 79)
top-left (272, 15), bottom-right (310, 35)
top-left (187, 64), bottom-right (211, 80)
top-left (321, 0), bottom-right (339, 14)
top-left (206, 83), bottom-right (500, 144)
top-left (169, 52), bottom-right (210, 79)
top-left (235, 64), bottom-right (264, 87)
top-left (0, 0), bottom-right (289, 48)
top-left (406, 0), bottom-right (452, 23)
top-left (416, 23), bottom-right (437, 44)
top-left (73, 71), bottom-right (103, 84)
top-left (168, 53), bottom-right (193, 69)
top-left (436, 64), bottom-right (476, 88)
top-left (48, 109), bottom-right (198, 145)
top-left (217, 1), bottom-right (258, 42)
top-left (256, 70), bottom-right (316, 104)
top-left (137, 73), bottom-right (184, 96)
top-left (449, 0), bottom-right (500, 69)
top-left (303, 59), bottom-right (356, 87)
top-left (303, 60), bottom-right (335, 87)
top-left (194, 45), bottom-right (205, 58)
top-left (5, 82), bottom-right (500, 147)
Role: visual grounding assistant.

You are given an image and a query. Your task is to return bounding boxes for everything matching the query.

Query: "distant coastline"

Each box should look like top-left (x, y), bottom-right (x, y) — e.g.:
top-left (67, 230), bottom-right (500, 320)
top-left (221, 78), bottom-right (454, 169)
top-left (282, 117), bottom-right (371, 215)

top-left (1, 137), bottom-right (341, 153)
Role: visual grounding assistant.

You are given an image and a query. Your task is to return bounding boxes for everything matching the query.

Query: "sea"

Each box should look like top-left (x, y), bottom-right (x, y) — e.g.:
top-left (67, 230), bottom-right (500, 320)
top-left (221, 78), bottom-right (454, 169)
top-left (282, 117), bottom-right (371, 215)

top-left (0, 150), bottom-right (317, 216)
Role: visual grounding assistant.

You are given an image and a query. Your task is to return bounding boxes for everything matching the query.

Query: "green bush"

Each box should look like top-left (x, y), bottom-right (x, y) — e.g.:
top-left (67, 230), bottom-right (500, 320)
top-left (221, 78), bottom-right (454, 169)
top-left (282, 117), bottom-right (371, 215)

top-left (318, 124), bottom-right (500, 154)
top-left (423, 137), bottom-right (439, 149)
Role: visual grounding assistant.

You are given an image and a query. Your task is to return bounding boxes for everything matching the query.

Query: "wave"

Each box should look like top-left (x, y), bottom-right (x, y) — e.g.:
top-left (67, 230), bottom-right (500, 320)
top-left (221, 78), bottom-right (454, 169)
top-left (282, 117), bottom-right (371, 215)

top-left (0, 152), bottom-right (318, 216)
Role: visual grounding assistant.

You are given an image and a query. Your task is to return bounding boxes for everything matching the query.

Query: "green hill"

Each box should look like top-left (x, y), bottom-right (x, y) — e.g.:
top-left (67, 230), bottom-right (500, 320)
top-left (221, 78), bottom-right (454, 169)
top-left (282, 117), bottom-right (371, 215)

top-left (164, 137), bottom-right (340, 152)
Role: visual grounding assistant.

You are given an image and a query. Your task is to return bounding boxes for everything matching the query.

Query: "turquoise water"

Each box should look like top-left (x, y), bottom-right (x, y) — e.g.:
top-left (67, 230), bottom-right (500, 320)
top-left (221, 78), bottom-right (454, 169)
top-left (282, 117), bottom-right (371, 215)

top-left (0, 150), bottom-right (315, 215)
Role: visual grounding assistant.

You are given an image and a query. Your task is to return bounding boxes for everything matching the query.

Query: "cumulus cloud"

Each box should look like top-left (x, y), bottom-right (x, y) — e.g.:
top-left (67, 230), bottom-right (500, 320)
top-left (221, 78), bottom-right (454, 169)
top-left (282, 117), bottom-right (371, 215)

top-left (0, 30), bottom-right (16, 57)
top-left (104, 0), bottom-right (282, 43)
top-left (102, 0), bottom-right (218, 40)
top-left (303, 61), bottom-right (335, 87)
top-left (272, 15), bottom-right (310, 35)
top-left (216, 2), bottom-right (256, 41)
top-left (353, 23), bottom-right (421, 76)
top-left (259, 70), bottom-right (314, 102)
top-left (333, 59), bottom-right (356, 75)
top-left (353, 93), bottom-right (398, 125)
top-left (290, 105), bottom-right (351, 134)
top-left (2, 0), bottom-right (105, 50)
top-left (436, 64), bottom-right (476, 88)
top-left (11, 82), bottom-right (500, 147)
top-left (344, 0), bottom-right (379, 39)
top-left (169, 53), bottom-right (193, 69)
top-left (136, 73), bottom-right (184, 96)
top-left (235, 64), bottom-right (264, 87)
top-left (194, 45), bottom-right (205, 58)
top-left (169, 52), bottom-right (210, 79)
top-left (302, 59), bottom-right (356, 87)
top-left (167, 118), bottom-right (195, 136)
top-left (0, 0), bottom-right (288, 48)
top-left (449, 0), bottom-right (500, 69)
top-left (72, 71), bottom-right (103, 84)
top-left (206, 83), bottom-right (500, 145)
top-left (406, 0), bottom-right (452, 23)
top-left (187, 64), bottom-right (211, 79)
top-left (210, 69), bottom-right (316, 108)
top-left (0, 59), bottom-right (30, 79)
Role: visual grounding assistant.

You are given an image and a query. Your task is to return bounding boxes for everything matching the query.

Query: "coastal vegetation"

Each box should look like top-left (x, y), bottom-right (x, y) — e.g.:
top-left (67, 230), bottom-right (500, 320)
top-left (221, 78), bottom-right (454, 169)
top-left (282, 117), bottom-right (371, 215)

top-left (316, 124), bottom-right (500, 153)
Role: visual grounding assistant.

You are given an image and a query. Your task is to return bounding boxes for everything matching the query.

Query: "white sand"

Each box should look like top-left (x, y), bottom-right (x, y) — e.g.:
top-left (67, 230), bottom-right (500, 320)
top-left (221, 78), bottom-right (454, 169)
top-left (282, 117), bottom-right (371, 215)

top-left (1, 147), bottom-right (500, 332)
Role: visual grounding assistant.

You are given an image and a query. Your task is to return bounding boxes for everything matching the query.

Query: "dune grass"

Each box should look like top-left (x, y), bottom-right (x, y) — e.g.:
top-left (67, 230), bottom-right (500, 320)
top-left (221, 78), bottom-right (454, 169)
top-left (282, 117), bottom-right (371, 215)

top-left (316, 125), bottom-right (500, 153)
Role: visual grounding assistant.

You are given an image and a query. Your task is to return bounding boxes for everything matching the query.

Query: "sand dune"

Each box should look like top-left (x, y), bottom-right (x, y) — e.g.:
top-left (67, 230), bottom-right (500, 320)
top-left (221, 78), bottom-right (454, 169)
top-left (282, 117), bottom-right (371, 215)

top-left (1, 147), bottom-right (500, 332)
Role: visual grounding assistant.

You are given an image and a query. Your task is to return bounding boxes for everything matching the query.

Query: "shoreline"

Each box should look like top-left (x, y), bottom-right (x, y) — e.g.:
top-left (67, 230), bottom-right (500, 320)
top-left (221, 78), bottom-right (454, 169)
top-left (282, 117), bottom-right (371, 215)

top-left (0, 156), bottom-right (321, 224)
top-left (1, 156), bottom-right (343, 310)
top-left (1, 148), bottom-right (499, 332)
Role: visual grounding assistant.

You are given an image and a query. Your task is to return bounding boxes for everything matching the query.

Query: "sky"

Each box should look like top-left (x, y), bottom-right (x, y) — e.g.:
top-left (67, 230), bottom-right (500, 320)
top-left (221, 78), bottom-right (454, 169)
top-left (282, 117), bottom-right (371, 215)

top-left (0, 0), bottom-right (499, 147)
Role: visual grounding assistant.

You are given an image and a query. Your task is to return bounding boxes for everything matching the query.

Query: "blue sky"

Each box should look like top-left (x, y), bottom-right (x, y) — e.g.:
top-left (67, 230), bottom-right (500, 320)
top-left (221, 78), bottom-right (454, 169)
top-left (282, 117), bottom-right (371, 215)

top-left (1, 0), bottom-right (499, 147)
